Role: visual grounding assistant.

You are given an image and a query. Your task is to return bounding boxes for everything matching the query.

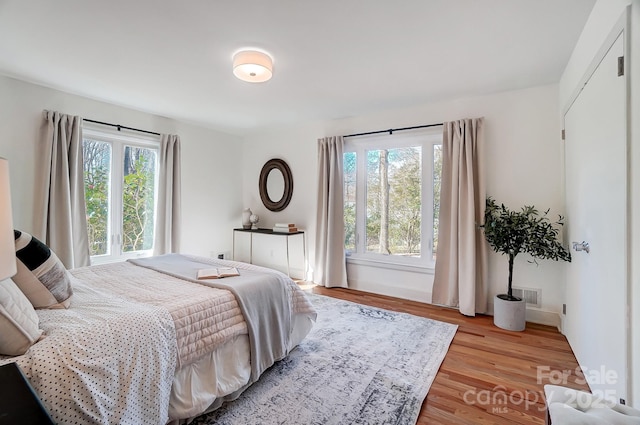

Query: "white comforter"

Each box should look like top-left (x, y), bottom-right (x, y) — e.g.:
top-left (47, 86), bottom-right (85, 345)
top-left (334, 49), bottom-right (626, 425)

top-left (0, 276), bottom-right (177, 425)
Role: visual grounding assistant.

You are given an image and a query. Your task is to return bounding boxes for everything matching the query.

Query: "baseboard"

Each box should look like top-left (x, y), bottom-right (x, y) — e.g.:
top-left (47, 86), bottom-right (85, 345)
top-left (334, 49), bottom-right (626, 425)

top-left (525, 309), bottom-right (561, 328)
top-left (347, 284), bottom-right (560, 328)
top-left (344, 279), bottom-right (561, 328)
top-left (347, 278), bottom-right (431, 304)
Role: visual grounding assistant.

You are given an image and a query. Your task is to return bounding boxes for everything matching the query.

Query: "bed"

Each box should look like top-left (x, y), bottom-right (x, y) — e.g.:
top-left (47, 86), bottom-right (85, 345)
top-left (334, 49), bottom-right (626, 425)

top-left (0, 253), bottom-right (317, 424)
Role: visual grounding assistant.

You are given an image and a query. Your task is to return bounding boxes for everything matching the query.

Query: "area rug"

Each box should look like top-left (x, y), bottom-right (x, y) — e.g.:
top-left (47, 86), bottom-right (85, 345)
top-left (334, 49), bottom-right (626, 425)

top-left (192, 293), bottom-right (457, 425)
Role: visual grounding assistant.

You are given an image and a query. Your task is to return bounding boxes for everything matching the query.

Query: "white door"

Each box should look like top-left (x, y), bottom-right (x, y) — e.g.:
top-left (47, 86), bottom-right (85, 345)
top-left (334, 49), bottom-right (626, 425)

top-left (564, 33), bottom-right (627, 402)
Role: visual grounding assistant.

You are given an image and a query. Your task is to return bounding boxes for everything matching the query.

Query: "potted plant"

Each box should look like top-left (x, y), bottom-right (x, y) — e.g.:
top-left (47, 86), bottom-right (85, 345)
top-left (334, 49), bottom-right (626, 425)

top-left (481, 197), bottom-right (571, 331)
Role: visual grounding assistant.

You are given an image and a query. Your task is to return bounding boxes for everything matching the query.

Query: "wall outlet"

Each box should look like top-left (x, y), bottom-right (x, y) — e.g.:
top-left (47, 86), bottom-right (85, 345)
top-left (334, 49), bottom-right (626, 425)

top-left (217, 253), bottom-right (224, 260)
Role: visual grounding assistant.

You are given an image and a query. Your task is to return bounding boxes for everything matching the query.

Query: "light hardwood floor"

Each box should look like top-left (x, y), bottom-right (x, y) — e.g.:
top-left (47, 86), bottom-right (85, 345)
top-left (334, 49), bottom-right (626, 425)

top-left (309, 285), bottom-right (589, 425)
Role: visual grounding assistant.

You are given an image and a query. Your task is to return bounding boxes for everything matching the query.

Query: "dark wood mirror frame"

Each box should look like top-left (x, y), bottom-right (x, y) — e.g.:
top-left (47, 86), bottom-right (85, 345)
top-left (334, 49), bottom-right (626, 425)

top-left (259, 158), bottom-right (293, 212)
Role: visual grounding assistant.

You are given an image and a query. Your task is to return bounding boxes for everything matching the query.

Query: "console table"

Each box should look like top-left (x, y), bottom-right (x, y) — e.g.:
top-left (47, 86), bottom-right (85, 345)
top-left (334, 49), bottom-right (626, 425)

top-left (232, 228), bottom-right (305, 279)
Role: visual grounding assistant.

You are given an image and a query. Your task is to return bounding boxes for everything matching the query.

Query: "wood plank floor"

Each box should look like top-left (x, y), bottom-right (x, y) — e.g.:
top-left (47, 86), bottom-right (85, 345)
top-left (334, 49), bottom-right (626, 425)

top-left (309, 285), bottom-right (590, 425)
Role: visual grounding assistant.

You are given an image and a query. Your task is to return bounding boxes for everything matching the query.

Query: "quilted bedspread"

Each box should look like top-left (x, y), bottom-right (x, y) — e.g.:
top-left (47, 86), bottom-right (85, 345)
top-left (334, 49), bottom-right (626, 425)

top-left (72, 261), bottom-right (247, 368)
top-left (73, 256), bottom-right (316, 369)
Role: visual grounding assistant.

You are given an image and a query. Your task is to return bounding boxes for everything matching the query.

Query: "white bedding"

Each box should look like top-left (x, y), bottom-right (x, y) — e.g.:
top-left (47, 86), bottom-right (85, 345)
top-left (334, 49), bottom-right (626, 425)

top-left (0, 257), bottom-right (316, 424)
top-left (169, 309), bottom-right (314, 420)
top-left (0, 276), bottom-right (178, 425)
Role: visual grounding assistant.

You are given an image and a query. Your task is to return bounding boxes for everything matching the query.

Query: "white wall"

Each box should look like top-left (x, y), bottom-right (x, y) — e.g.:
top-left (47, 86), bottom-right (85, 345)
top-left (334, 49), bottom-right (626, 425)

top-left (559, 0), bottom-right (633, 108)
top-left (558, 0), bottom-right (639, 407)
top-left (243, 83), bottom-right (566, 325)
top-left (0, 75), bottom-right (244, 259)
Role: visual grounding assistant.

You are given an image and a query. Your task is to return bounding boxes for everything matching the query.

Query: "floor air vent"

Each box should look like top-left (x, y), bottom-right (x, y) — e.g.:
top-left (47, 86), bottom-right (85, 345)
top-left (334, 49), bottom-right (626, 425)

top-left (512, 287), bottom-right (541, 308)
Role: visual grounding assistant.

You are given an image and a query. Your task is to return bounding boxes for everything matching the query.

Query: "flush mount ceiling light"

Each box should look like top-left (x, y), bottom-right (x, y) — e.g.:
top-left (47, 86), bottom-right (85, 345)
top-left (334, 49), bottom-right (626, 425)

top-left (233, 50), bottom-right (273, 83)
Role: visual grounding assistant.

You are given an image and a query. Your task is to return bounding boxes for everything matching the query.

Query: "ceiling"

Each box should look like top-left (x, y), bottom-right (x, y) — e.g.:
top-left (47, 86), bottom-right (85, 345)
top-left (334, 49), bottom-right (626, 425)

top-left (0, 0), bottom-right (595, 136)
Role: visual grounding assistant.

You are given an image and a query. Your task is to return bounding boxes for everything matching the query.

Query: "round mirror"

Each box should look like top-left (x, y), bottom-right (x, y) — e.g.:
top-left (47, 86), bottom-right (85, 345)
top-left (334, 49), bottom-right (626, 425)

top-left (259, 158), bottom-right (293, 212)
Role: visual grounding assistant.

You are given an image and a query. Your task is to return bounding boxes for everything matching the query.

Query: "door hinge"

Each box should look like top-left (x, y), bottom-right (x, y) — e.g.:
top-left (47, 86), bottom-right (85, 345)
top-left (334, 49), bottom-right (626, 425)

top-left (561, 129), bottom-right (565, 140)
top-left (618, 56), bottom-right (624, 77)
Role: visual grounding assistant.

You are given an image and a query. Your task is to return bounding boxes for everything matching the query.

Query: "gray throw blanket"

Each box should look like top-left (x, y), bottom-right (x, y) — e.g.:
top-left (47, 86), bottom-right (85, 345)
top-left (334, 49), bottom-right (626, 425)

top-left (128, 254), bottom-right (291, 382)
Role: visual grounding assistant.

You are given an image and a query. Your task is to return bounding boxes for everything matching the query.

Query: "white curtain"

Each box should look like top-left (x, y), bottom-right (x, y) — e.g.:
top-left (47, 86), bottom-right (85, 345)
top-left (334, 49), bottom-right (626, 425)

top-left (314, 136), bottom-right (348, 288)
top-left (153, 134), bottom-right (182, 255)
top-left (34, 110), bottom-right (90, 269)
top-left (432, 118), bottom-right (488, 316)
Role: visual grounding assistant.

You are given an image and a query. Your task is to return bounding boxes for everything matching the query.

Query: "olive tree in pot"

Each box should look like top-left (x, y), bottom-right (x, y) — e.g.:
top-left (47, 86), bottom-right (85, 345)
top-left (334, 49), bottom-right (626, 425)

top-left (481, 197), bottom-right (571, 331)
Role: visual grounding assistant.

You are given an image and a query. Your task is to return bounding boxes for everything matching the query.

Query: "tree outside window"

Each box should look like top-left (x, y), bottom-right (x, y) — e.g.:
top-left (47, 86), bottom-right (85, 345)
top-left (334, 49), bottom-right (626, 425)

top-left (344, 131), bottom-right (441, 268)
top-left (82, 130), bottom-right (158, 262)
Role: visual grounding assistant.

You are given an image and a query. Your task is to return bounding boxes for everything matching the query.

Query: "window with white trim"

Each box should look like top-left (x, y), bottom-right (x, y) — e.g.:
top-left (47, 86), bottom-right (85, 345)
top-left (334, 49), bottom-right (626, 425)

top-left (344, 128), bottom-right (442, 269)
top-left (82, 127), bottom-right (159, 264)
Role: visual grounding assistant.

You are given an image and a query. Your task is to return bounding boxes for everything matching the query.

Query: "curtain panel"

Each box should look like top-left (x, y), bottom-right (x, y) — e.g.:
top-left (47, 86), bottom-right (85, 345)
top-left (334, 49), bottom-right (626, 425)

top-left (432, 117), bottom-right (488, 316)
top-left (153, 134), bottom-right (182, 255)
top-left (314, 136), bottom-right (348, 288)
top-left (34, 110), bottom-right (90, 269)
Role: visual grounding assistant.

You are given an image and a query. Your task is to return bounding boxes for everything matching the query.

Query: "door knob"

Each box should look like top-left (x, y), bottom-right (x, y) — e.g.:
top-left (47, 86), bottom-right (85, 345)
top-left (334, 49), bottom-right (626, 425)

top-left (572, 241), bottom-right (590, 253)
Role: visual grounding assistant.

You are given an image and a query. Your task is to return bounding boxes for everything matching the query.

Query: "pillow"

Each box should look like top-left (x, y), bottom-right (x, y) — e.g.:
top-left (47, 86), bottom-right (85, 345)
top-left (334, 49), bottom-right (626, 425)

top-left (13, 230), bottom-right (73, 309)
top-left (0, 278), bottom-right (43, 356)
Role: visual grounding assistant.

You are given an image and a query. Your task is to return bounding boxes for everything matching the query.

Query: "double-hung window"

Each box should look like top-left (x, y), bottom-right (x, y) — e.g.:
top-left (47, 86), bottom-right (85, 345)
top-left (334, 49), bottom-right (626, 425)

top-left (344, 128), bottom-right (442, 270)
top-left (82, 126), bottom-right (159, 264)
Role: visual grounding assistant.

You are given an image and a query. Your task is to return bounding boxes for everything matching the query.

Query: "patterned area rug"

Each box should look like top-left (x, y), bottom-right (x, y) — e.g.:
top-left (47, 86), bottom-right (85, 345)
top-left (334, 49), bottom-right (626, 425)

top-left (192, 293), bottom-right (457, 425)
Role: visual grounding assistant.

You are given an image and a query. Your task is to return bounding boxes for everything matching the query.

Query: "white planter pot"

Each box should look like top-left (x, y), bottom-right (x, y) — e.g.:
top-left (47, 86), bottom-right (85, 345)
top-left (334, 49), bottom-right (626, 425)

top-left (493, 294), bottom-right (526, 331)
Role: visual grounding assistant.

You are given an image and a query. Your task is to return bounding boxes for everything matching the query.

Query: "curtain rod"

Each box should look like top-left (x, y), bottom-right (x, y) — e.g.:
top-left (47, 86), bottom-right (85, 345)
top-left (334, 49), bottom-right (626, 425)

top-left (343, 122), bottom-right (443, 138)
top-left (83, 118), bottom-right (161, 136)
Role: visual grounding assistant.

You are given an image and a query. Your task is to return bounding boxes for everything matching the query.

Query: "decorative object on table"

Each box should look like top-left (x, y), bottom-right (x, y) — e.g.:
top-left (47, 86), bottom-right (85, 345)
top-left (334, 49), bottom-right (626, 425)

top-left (273, 223), bottom-right (298, 233)
top-left (481, 197), bottom-right (571, 331)
top-left (241, 208), bottom-right (252, 229)
top-left (249, 214), bottom-right (259, 230)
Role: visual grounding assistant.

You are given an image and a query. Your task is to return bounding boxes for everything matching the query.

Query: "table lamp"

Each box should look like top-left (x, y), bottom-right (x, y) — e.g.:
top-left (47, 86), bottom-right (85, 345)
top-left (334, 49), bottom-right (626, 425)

top-left (0, 157), bottom-right (16, 281)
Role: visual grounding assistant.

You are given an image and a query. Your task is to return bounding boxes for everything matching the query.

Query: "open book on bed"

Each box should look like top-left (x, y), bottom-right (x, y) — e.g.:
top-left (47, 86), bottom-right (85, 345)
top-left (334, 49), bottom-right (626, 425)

top-left (196, 267), bottom-right (240, 280)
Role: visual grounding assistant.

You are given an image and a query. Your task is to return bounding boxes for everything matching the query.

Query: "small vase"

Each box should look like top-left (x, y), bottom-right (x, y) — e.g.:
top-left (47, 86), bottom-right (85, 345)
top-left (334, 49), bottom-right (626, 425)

top-left (242, 208), bottom-right (252, 229)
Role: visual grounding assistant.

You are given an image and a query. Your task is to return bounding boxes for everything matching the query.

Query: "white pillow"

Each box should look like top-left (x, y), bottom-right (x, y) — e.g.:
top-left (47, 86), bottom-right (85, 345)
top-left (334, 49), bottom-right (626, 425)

top-left (0, 278), bottom-right (43, 356)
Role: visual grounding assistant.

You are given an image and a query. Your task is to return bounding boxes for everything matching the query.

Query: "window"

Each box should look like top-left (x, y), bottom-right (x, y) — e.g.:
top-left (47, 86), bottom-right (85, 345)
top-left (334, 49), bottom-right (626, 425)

top-left (82, 127), bottom-right (159, 263)
top-left (344, 129), bottom-right (442, 269)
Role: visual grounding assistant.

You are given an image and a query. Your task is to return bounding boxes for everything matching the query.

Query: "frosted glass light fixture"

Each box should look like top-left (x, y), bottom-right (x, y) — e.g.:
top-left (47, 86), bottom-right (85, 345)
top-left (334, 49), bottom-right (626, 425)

top-left (233, 50), bottom-right (273, 83)
top-left (0, 158), bottom-right (16, 281)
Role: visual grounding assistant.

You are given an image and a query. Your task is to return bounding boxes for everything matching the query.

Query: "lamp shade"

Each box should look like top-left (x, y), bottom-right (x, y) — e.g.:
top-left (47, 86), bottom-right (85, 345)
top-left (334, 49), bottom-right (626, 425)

top-left (0, 158), bottom-right (16, 281)
top-left (233, 50), bottom-right (273, 83)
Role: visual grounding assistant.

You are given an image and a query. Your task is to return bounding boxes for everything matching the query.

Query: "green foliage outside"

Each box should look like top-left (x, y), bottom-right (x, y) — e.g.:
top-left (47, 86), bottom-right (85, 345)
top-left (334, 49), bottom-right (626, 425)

top-left (122, 152), bottom-right (156, 252)
top-left (432, 144), bottom-right (442, 257)
top-left (345, 145), bottom-right (442, 258)
top-left (83, 140), bottom-right (156, 256)
top-left (84, 140), bottom-right (110, 256)
top-left (344, 152), bottom-right (357, 251)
